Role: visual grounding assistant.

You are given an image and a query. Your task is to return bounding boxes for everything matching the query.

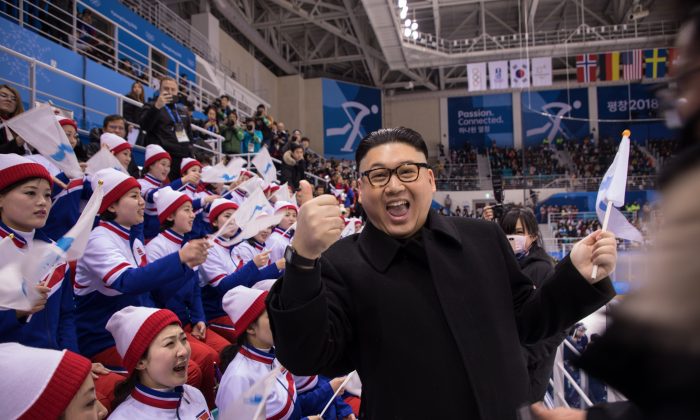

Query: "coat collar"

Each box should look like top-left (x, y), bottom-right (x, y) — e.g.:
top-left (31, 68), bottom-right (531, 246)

top-left (358, 209), bottom-right (462, 273)
top-left (131, 383), bottom-right (183, 409)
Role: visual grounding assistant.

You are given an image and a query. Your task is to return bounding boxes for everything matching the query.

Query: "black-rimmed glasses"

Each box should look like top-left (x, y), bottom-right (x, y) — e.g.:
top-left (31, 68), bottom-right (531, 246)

top-left (361, 162), bottom-right (430, 187)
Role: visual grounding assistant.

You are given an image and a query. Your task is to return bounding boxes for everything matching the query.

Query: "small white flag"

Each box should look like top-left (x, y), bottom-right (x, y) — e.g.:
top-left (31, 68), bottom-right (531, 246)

top-left (234, 189), bottom-right (274, 233)
top-left (252, 147), bottom-right (277, 183)
top-left (0, 181), bottom-right (102, 311)
top-left (236, 176), bottom-right (265, 196)
top-left (531, 57), bottom-right (553, 87)
top-left (488, 61), bottom-right (509, 90)
top-left (201, 158), bottom-right (245, 184)
top-left (86, 148), bottom-right (127, 175)
top-left (272, 183), bottom-right (294, 204)
top-left (5, 105), bottom-right (82, 178)
top-left (219, 366), bottom-right (281, 420)
top-left (510, 59), bottom-right (530, 88)
top-left (595, 130), bottom-right (643, 242)
top-left (467, 62), bottom-right (487, 92)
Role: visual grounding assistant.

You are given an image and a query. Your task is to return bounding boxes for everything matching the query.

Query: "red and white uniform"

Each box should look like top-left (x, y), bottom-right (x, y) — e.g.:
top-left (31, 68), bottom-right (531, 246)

top-left (215, 345), bottom-right (297, 419)
top-left (268, 227), bottom-right (293, 263)
top-left (109, 383), bottom-right (210, 420)
top-left (233, 239), bottom-right (271, 268)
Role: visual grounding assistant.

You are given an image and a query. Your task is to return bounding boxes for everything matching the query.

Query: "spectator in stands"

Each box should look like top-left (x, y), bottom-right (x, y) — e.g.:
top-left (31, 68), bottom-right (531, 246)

top-left (253, 104), bottom-right (273, 145)
top-left (0, 84), bottom-right (27, 155)
top-left (221, 111), bottom-right (243, 155)
top-left (241, 118), bottom-right (263, 154)
top-left (178, 73), bottom-right (190, 100)
top-left (443, 194), bottom-right (453, 215)
top-left (499, 207), bottom-right (565, 403)
top-left (118, 58), bottom-right (137, 80)
top-left (280, 142), bottom-right (306, 190)
top-left (88, 114), bottom-right (140, 177)
top-left (202, 106), bottom-right (220, 135)
top-left (269, 132), bottom-right (286, 161)
top-left (122, 81), bottom-right (144, 126)
top-left (140, 76), bottom-right (195, 182)
top-left (276, 121), bottom-right (289, 143)
top-left (218, 94), bottom-right (232, 122)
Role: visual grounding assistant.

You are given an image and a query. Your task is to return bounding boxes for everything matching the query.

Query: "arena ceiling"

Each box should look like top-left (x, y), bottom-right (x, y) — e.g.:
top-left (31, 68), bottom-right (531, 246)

top-left (163, 0), bottom-right (681, 93)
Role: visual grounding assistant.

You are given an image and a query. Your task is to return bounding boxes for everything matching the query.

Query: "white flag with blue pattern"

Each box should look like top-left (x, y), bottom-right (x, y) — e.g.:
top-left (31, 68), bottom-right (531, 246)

top-left (5, 105), bottom-right (83, 178)
top-left (252, 147), bottom-right (277, 183)
top-left (595, 132), bottom-right (643, 242)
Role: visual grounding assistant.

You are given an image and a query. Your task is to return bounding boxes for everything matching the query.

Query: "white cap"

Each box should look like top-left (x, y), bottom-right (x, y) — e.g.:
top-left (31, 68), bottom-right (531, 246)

top-left (106, 306), bottom-right (181, 374)
top-left (221, 286), bottom-right (268, 340)
top-left (0, 343), bottom-right (92, 419)
top-left (91, 168), bottom-right (140, 214)
top-left (273, 200), bottom-right (298, 214)
top-left (144, 144), bottom-right (171, 169)
top-left (208, 198), bottom-right (238, 226)
top-left (154, 186), bottom-right (191, 223)
top-left (100, 132), bottom-right (131, 154)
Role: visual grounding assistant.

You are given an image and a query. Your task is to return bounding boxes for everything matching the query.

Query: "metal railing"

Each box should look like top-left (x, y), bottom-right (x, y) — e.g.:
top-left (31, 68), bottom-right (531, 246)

top-left (546, 211), bottom-right (637, 227)
top-left (0, 0), bottom-right (259, 117)
top-left (434, 174), bottom-right (657, 191)
top-left (401, 19), bottom-right (679, 55)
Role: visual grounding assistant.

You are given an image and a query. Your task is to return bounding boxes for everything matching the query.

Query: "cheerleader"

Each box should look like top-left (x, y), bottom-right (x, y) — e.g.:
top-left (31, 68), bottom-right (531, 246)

top-left (73, 168), bottom-right (210, 391)
top-left (199, 198), bottom-right (281, 342)
top-left (178, 158), bottom-right (219, 239)
top-left (106, 306), bottom-right (211, 419)
top-left (100, 132), bottom-right (132, 173)
top-left (146, 187), bottom-right (229, 406)
top-left (233, 215), bottom-right (286, 270)
top-left (0, 343), bottom-right (107, 419)
top-left (137, 144), bottom-right (188, 241)
top-left (267, 200), bottom-right (298, 262)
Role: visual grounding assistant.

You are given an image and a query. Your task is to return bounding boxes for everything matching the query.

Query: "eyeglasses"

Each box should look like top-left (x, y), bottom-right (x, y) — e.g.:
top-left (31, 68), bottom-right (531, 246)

top-left (361, 162), bottom-right (430, 187)
top-left (0, 92), bottom-right (17, 102)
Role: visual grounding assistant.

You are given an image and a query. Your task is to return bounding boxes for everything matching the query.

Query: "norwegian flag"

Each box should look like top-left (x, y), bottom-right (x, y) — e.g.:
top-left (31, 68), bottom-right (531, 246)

top-left (622, 50), bottom-right (643, 81)
top-left (576, 54), bottom-right (598, 83)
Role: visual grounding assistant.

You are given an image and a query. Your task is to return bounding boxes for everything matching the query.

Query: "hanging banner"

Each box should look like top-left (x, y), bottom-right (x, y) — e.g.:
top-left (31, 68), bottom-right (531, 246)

top-left (467, 62), bottom-right (487, 92)
top-left (447, 93), bottom-right (514, 150)
top-left (521, 88), bottom-right (589, 147)
top-left (323, 79), bottom-right (382, 159)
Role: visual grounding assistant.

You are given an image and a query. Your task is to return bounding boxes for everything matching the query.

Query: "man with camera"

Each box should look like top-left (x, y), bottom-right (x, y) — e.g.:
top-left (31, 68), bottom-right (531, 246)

top-left (241, 117), bottom-right (263, 154)
top-left (139, 76), bottom-right (194, 181)
top-left (254, 103), bottom-right (273, 146)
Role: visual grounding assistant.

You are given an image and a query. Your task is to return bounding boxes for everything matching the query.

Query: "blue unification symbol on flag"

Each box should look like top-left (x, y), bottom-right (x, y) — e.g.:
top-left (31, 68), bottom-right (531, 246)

top-left (49, 143), bottom-right (74, 162)
top-left (222, 174), bottom-right (235, 182)
top-left (264, 162), bottom-right (273, 175)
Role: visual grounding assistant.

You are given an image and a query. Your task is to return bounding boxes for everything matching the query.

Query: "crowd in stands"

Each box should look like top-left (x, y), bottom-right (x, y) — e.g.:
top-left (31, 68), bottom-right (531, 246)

top-left (0, 80), bottom-right (366, 418)
top-left (489, 145), bottom-right (567, 178)
top-left (566, 136), bottom-right (656, 178)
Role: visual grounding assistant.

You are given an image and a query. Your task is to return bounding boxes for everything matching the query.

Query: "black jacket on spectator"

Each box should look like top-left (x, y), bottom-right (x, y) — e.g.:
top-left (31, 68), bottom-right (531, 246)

top-left (280, 149), bottom-right (306, 190)
top-left (518, 245), bottom-right (568, 402)
top-left (139, 102), bottom-right (193, 180)
top-left (122, 96), bottom-right (141, 126)
top-left (267, 213), bottom-right (615, 419)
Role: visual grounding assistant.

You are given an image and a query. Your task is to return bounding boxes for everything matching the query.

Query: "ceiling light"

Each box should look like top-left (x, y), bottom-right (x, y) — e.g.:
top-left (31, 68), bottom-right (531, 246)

top-left (405, 19), bottom-right (412, 27)
top-left (400, 7), bottom-right (408, 19)
top-left (411, 22), bottom-right (418, 30)
top-left (398, 0), bottom-right (406, 8)
top-left (404, 27), bottom-right (412, 37)
top-left (411, 31), bottom-right (419, 40)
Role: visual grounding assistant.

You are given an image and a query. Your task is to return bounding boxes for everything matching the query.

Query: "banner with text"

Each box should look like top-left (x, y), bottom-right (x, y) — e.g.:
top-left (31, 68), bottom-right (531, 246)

top-left (447, 93), bottom-right (514, 150)
top-left (323, 79), bottom-right (382, 159)
top-left (597, 83), bottom-right (674, 139)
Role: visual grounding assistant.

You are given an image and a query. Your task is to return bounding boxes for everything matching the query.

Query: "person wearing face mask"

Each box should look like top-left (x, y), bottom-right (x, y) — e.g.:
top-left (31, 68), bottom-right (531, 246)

top-left (499, 207), bottom-right (567, 403)
top-left (106, 306), bottom-right (211, 419)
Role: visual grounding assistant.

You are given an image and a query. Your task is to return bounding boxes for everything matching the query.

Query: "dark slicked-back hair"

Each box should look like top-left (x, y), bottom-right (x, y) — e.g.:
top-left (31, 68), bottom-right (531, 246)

top-left (355, 127), bottom-right (429, 168)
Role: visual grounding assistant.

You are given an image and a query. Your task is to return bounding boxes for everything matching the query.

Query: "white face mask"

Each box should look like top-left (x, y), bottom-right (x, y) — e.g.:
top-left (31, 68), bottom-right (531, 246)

top-left (506, 235), bottom-right (528, 255)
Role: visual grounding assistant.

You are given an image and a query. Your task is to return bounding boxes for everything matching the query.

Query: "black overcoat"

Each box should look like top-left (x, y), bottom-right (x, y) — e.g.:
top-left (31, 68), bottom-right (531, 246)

top-left (267, 210), bottom-right (615, 419)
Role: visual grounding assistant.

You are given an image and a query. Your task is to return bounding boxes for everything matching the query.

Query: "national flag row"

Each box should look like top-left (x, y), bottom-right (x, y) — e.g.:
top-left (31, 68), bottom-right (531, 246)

top-left (577, 48), bottom-right (677, 83)
top-left (466, 58), bottom-right (553, 92)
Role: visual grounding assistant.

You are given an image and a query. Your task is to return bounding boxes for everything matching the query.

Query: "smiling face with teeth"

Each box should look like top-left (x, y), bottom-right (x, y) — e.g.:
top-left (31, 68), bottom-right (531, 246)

top-left (136, 324), bottom-right (191, 389)
top-left (358, 142), bottom-right (436, 239)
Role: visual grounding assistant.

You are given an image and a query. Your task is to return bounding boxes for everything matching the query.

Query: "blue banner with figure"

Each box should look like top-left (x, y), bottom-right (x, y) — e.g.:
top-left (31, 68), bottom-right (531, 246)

top-left (597, 83), bottom-right (674, 140)
top-left (323, 79), bottom-right (382, 159)
top-left (447, 94), bottom-right (513, 150)
top-left (521, 88), bottom-right (590, 147)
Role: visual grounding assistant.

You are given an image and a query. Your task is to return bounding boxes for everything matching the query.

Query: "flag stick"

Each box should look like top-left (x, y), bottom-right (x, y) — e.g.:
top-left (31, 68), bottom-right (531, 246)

top-left (591, 199), bottom-right (613, 281)
top-left (319, 372), bottom-right (355, 418)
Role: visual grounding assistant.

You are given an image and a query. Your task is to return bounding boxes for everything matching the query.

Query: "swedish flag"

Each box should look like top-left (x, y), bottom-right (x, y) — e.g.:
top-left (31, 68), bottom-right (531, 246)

top-left (643, 49), bottom-right (668, 79)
